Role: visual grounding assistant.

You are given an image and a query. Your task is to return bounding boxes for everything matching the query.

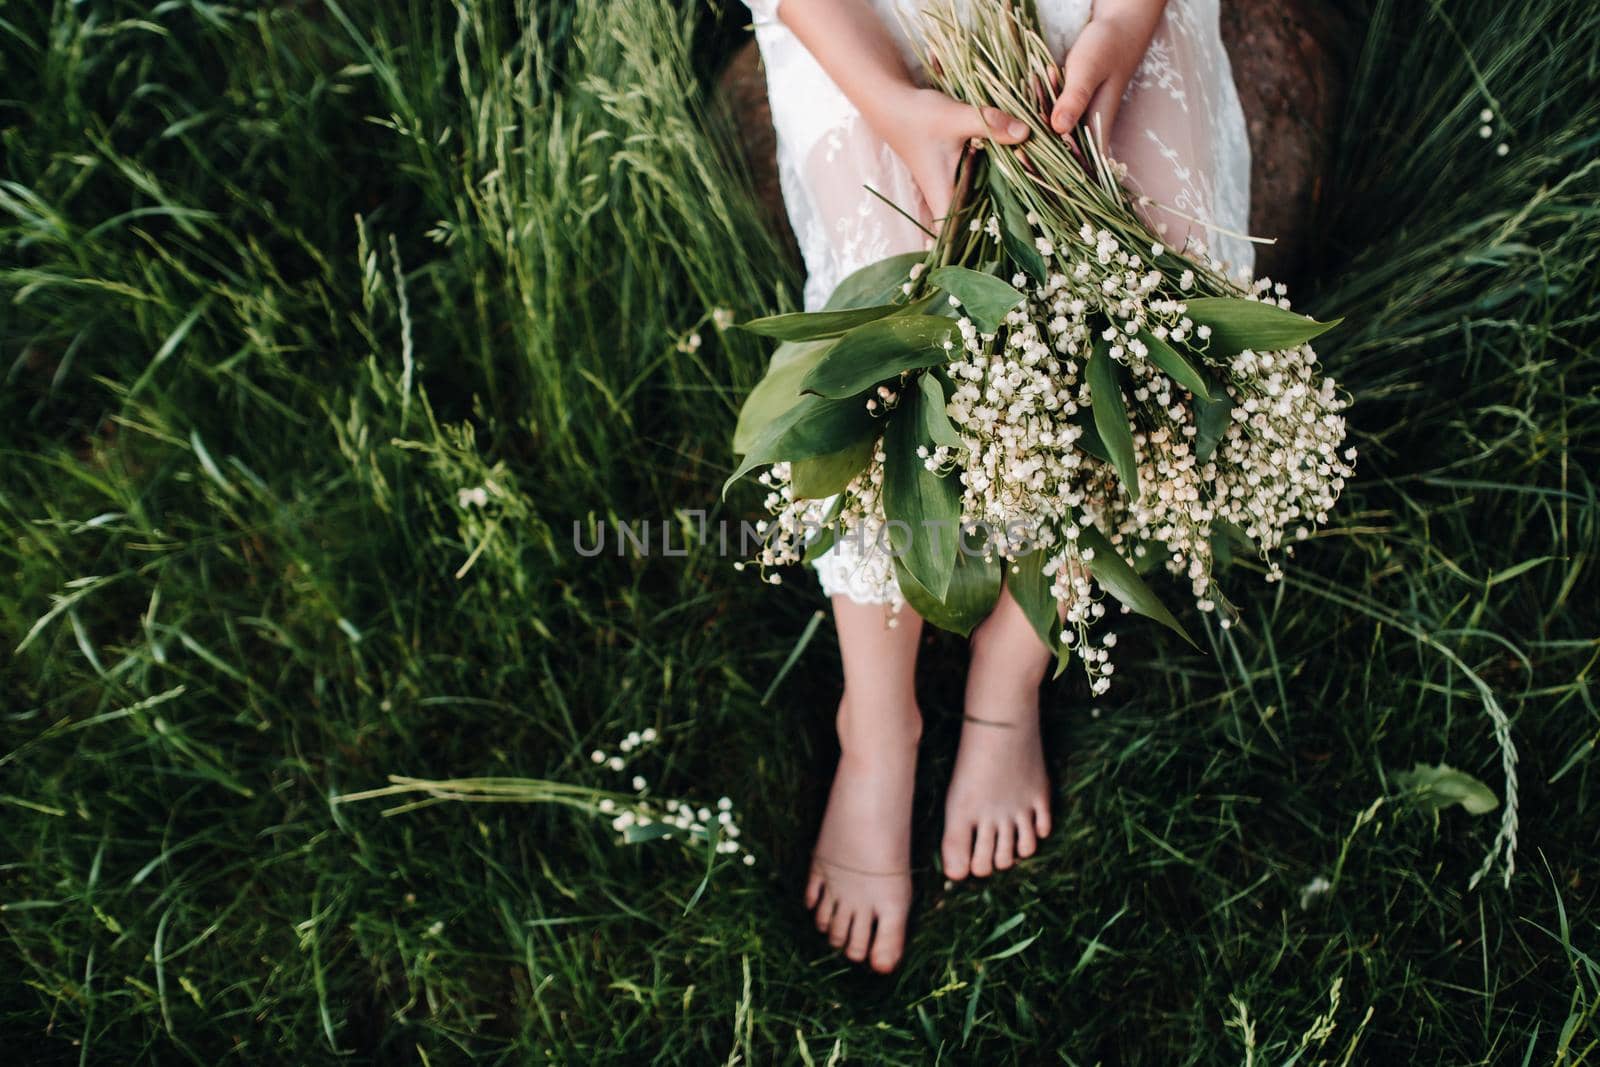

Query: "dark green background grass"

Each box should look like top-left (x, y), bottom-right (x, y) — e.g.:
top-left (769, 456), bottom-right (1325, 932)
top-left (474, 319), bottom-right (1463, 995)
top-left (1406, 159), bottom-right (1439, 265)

top-left (2, 0), bottom-right (1597, 1062)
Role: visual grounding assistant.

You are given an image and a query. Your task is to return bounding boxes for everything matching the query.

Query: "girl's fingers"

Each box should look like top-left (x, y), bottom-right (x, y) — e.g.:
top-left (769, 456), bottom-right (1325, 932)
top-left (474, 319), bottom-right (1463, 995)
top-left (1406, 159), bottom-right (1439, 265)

top-left (973, 104), bottom-right (1030, 144)
top-left (1051, 52), bottom-right (1101, 134)
top-left (1081, 79), bottom-right (1125, 150)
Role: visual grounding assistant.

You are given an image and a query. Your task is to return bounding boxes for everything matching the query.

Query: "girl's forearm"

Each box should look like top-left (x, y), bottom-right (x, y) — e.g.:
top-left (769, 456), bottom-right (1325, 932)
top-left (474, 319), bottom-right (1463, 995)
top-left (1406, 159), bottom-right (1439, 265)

top-left (774, 0), bottom-right (921, 138)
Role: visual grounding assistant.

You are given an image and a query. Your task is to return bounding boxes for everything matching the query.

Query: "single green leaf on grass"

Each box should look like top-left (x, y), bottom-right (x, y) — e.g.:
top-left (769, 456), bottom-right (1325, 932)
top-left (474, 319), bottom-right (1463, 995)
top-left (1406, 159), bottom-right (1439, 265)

top-left (882, 382), bottom-right (962, 600)
top-left (892, 526), bottom-right (1002, 637)
top-left (1194, 390), bottom-right (1234, 464)
top-left (928, 265), bottom-right (1025, 334)
top-left (916, 371), bottom-right (964, 449)
top-left (1075, 521), bottom-right (1196, 647)
top-left (737, 303), bottom-right (898, 341)
top-left (732, 337), bottom-right (834, 454)
top-left (1394, 762), bottom-right (1500, 815)
top-left (1087, 338), bottom-right (1140, 502)
top-left (790, 435), bottom-right (876, 499)
top-left (1005, 549), bottom-right (1060, 654)
top-left (827, 251), bottom-right (931, 310)
top-left (985, 168), bottom-right (1047, 283)
top-left (800, 315), bottom-right (955, 399)
top-left (722, 393), bottom-right (877, 498)
top-left (1183, 296), bottom-right (1340, 355)
top-left (1138, 328), bottom-right (1211, 400)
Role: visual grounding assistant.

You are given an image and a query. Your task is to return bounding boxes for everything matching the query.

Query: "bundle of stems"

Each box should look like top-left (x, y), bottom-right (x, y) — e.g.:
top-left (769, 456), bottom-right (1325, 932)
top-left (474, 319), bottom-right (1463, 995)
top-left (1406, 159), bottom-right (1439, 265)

top-left (909, 0), bottom-right (1246, 296)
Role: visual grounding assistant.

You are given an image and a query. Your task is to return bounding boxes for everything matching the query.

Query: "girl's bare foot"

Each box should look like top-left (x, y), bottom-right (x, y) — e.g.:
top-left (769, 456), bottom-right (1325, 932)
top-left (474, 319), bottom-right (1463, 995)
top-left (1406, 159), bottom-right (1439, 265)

top-left (804, 692), bottom-right (921, 973)
top-left (941, 699), bottom-right (1052, 879)
top-left (941, 585), bottom-right (1054, 880)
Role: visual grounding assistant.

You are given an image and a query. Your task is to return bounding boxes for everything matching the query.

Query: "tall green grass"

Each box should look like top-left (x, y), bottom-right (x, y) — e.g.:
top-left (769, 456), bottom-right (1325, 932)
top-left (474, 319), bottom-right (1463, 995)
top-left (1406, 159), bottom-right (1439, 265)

top-left (2, 0), bottom-right (1597, 1061)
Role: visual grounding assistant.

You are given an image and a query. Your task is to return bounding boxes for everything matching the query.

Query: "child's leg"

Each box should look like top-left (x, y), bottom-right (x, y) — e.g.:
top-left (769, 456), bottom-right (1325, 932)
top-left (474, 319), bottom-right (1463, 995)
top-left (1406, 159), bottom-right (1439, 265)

top-left (805, 596), bottom-right (923, 972)
top-left (771, 72), bottom-right (934, 969)
top-left (944, 0), bottom-right (1252, 880)
top-left (941, 583), bottom-right (1054, 880)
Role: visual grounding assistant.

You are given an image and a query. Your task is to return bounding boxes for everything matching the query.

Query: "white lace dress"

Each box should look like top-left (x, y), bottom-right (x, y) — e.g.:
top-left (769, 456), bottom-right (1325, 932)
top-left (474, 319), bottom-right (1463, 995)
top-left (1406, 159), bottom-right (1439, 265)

top-left (741, 0), bottom-right (1255, 609)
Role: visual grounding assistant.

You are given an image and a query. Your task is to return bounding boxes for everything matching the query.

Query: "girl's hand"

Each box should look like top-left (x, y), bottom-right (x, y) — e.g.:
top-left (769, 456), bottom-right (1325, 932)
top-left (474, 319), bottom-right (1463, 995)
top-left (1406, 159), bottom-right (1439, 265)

top-left (884, 88), bottom-right (1030, 228)
top-left (1049, 3), bottom-right (1167, 145)
top-left (773, 0), bottom-right (1030, 230)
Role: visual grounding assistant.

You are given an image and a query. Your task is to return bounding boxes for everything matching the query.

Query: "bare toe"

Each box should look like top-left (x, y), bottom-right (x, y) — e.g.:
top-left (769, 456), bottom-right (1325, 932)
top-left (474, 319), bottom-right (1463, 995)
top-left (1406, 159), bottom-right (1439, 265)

top-left (970, 820), bottom-right (998, 878)
top-left (1033, 798), bottom-right (1053, 839)
top-left (993, 819), bottom-right (1017, 870)
top-left (1015, 814), bottom-right (1038, 859)
top-left (805, 867), bottom-right (825, 910)
top-left (942, 821), bottom-right (974, 881)
top-left (828, 905), bottom-right (854, 949)
top-left (870, 907), bottom-right (908, 973)
top-left (814, 887), bottom-right (836, 933)
top-left (845, 912), bottom-right (874, 962)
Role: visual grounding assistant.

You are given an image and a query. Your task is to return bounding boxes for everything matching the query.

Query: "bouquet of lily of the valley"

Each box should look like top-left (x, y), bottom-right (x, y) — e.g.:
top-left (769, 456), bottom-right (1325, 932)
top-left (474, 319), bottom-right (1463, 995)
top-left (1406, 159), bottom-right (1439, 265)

top-left (725, 0), bottom-right (1354, 693)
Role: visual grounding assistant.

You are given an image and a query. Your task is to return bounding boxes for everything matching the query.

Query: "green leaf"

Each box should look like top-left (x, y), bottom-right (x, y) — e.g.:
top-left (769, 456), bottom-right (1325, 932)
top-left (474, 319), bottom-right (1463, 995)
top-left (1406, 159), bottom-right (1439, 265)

top-left (1051, 627), bottom-right (1075, 680)
top-left (1209, 519), bottom-right (1252, 571)
top-left (732, 337), bottom-right (834, 455)
top-left (979, 910), bottom-right (1029, 947)
top-left (800, 315), bottom-right (955, 399)
top-left (1485, 556), bottom-right (1556, 587)
top-left (1194, 390), bottom-right (1234, 464)
top-left (1070, 412), bottom-right (1111, 463)
top-left (738, 303), bottom-right (898, 341)
top-left (980, 930), bottom-right (1042, 962)
top-left (826, 251), bottom-right (930, 310)
top-left (790, 434), bottom-right (876, 499)
top-left (1138, 329), bottom-right (1211, 400)
top-left (928, 266), bottom-right (1025, 334)
top-left (1394, 762), bottom-right (1500, 815)
top-left (1087, 339), bottom-right (1140, 502)
top-left (916, 372), bottom-right (964, 449)
top-left (1131, 537), bottom-right (1164, 575)
top-left (722, 393), bottom-right (877, 499)
top-left (1183, 296), bottom-right (1340, 355)
top-left (803, 495), bottom-right (846, 562)
top-left (738, 250), bottom-right (938, 341)
top-left (882, 384), bottom-right (962, 600)
top-left (1075, 521), bottom-right (1196, 647)
top-left (621, 822), bottom-right (679, 844)
top-left (1211, 527), bottom-right (1232, 570)
top-left (1005, 549), bottom-right (1059, 654)
top-left (893, 527), bottom-right (1002, 637)
top-left (985, 169), bottom-right (1047, 283)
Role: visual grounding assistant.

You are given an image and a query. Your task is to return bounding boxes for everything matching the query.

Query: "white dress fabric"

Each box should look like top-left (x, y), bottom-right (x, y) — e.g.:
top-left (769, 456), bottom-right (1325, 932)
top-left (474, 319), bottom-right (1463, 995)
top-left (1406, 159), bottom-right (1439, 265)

top-left (742, 0), bottom-right (1255, 608)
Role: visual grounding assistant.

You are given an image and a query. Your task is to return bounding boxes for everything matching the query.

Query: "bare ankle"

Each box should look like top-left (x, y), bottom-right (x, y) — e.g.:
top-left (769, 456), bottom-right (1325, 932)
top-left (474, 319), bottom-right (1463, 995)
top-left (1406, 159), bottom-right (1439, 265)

top-left (836, 691), bottom-right (923, 752)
